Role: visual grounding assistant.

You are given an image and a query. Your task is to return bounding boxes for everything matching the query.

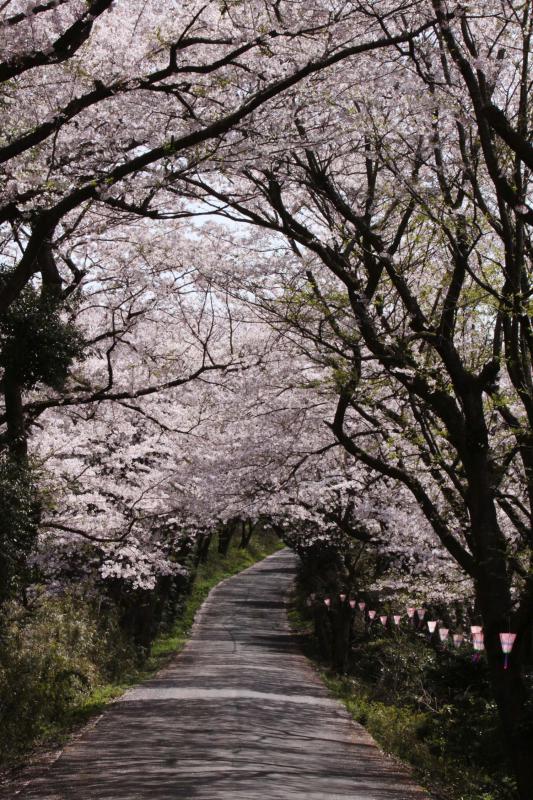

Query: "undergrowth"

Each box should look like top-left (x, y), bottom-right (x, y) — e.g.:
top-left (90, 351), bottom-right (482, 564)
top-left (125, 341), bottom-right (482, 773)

top-left (289, 579), bottom-right (517, 800)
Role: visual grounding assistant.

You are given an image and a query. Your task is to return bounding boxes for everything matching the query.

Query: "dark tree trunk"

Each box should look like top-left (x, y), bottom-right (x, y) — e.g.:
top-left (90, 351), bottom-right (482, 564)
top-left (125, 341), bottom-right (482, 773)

top-left (239, 520), bottom-right (254, 549)
top-left (4, 374), bottom-right (27, 460)
top-left (331, 602), bottom-right (352, 673)
top-left (197, 533), bottom-right (212, 564)
top-left (461, 393), bottom-right (533, 798)
top-left (477, 575), bottom-right (533, 800)
top-left (314, 604), bottom-right (332, 660)
top-left (218, 522), bottom-right (235, 556)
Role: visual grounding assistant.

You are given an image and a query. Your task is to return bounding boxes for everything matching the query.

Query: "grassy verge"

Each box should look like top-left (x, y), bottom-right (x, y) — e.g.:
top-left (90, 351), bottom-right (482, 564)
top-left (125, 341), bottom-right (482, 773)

top-left (319, 673), bottom-right (504, 800)
top-left (288, 593), bottom-right (516, 800)
top-left (1, 532), bottom-right (283, 771)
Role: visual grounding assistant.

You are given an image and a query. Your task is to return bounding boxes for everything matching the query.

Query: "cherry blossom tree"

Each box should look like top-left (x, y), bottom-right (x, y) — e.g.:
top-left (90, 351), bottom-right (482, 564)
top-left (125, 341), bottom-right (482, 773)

top-left (22, 219), bottom-right (236, 581)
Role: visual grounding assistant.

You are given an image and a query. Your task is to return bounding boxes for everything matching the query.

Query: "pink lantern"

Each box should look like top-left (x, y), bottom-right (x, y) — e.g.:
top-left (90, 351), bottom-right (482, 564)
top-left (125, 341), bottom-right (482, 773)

top-left (427, 620), bottom-right (437, 634)
top-left (499, 632), bottom-right (517, 670)
top-left (349, 599), bottom-right (356, 609)
top-left (324, 597), bottom-right (331, 609)
top-left (417, 608), bottom-right (426, 621)
top-left (406, 607), bottom-right (416, 619)
top-left (393, 614), bottom-right (401, 626)
top-left (438, 627), bottom-right (449, 642)
top-left (358, 601), bottom-right (366, 612)
top-left (472, 633), bottom-right (484, 664)
top-left (368, 609), bottom-right (376, 620)
top-left (452, 633), bottom-right (464, 647)
top-left (379, 615), bottom-right (388, 626)
top-left (471, 625), bottom-right (482, 636)
top-left (339, 593), bottom-right (346, 603)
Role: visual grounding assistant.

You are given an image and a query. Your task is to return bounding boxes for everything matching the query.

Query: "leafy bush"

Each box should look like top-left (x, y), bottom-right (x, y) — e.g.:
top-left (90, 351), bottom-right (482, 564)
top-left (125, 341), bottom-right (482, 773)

top-left (0, 593), bottom-right (135, 763)
top-left (0, 456), bottom-right (40, 603)
top-left (324, 673), bottom-right (514, 800)
top-left (0, 284), bottom-right (85, 391)
top-left (347, 635), bottom-right (514, 797)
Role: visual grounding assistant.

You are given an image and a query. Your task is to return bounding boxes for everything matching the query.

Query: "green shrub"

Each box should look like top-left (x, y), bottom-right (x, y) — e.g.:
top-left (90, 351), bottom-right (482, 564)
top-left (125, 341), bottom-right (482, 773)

top-left (321, 670), bottom-right (514, 800)
top-left (0, 594), bottom-right (124, 760)
top-left (0, 284), bottom-right (85, 391)
top-left (0, 456), bottom-right (40, 603)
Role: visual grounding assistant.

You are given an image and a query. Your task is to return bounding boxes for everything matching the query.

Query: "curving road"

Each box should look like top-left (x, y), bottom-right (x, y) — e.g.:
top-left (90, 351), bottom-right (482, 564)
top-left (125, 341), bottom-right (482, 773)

top-left (17, 549), bottom-right (429, 800)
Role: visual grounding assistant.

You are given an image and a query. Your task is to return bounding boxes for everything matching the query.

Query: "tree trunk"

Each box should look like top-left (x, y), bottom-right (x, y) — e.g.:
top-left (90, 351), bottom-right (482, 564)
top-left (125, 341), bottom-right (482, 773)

top-left (477, 577), bottom-right (533, 800)
top-left (314, 604), bottom-right (332, 660)
top-left (239, 520), bottom-right (254, 549)
top-left (4, 374), bottom-right (27, 460)
top-left (197, 533), bottom-right (212, 564)
top-left (462, 394), bottom-right (533, 798)
top-left (331, 602), bottom-right (352, 673)
top-left (218, 522), bottom-right (235, 556)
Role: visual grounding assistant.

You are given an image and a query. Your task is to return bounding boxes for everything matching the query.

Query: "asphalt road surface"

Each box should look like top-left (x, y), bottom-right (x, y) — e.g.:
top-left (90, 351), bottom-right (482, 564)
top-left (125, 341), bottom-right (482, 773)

top-left (17, 549), bottom-right (429, 800)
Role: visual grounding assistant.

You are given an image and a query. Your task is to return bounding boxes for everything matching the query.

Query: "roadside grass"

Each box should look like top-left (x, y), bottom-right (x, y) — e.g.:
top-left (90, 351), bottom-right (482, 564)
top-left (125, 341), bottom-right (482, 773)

top-left (288, 595), bottom-right (516, 800)
top-left (0, 532), bottom-right (282, 771)
top-left (319, 672), bottom-right (504, 800)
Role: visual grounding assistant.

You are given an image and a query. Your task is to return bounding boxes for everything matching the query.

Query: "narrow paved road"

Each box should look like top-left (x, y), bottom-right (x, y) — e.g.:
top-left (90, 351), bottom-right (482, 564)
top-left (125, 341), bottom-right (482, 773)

top-left (19, 549), bottom-right (428, 799)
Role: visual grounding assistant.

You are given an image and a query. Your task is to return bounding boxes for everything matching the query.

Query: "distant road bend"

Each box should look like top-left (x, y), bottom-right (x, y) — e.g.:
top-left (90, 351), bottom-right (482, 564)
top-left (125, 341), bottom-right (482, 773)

top-left (18, 549), bottom-right (429, 799)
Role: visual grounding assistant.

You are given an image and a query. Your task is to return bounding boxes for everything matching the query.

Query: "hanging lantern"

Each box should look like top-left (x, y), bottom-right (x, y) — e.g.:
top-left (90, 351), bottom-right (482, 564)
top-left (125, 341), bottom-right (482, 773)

top-left (452, 633), bottom-right (464, 648)
top-left (368, 609), bottom-right (376, 620)
top-left (438, 627), bottom-right (449, 642)
top-left (499, 632), bottom-right (517, 670)
top-left (379, 614), bottom-right (388, 626)
top-left (358, 601), bottom-right (366, 612)
top-left (324, 597), bottom-right (331, 609)
top-left (406, 607), bottom-right (416, 619)
top-left (306, 596), bottom-right (313, 607)
top-left (427, 620), bottom-right (437, 633)
top-left (472, 632), bottom-right (484, 661)
top-left (417, 608), bottom-right (426, 621)
top-left (349, 599), bottom-right (356, 609)
top-left (393, 614), bottom-right (401, 626)
top-left (339, 593), bottom-right (346, 603)
top-left (471, 625), bottom-right (482, 636)
top-left (310, 593), bottom-right (316, 601)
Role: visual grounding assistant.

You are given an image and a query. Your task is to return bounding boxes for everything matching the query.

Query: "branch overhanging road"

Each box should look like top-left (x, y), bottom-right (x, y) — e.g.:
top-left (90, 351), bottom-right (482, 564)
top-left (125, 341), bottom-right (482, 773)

top-left (18, 549), bottom-right (429, 799)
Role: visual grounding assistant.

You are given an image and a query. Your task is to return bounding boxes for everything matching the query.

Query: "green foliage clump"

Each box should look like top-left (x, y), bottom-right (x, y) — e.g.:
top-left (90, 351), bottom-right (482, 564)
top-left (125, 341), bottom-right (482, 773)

top-left (0, 593), bottom-right (136, 763)
top-left (324, 671), bottom-right (515, 800)
top-left (0, 283), bottom-right (84, 390)
top-left (0, 456), bottom-right (40, 603)
top-left (348, 634), bottom-right (511, 796)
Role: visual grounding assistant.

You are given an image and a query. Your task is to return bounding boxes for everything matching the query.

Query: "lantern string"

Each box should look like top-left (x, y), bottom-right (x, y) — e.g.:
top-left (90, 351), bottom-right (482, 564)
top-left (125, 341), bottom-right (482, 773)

top-left (328, 594), bottom-right (495, 663)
